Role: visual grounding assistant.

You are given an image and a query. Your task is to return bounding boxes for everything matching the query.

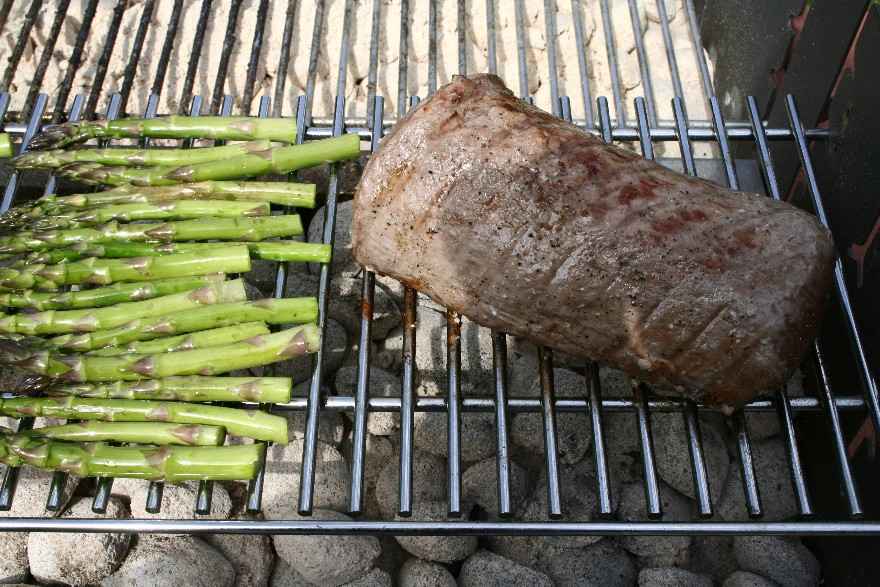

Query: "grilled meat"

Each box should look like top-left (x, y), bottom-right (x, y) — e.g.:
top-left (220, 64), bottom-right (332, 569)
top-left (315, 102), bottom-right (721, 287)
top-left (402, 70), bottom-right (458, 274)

top-left (352, 74), bottom-right (834, 406)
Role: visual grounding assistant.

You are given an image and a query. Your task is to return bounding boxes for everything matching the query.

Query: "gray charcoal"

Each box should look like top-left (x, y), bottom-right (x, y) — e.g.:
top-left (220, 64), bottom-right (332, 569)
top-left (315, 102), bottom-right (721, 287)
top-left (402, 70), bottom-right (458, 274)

top-left (617, 481), bottom-right (692, 566)
top-left (261, 439), bottom-right (349, 518)
top-left (308, 201), bottom-right (357, 276)
top-left (374, 449), bottom-right (446, 519)
top-left (342, 567), bottom-right (392, 586)
top-left (397, 558), bottom-right (456, 587)
top-left (204, 533), bottom-right (275, 587)
top-left (540, 541), bottom-right (637, 587)
top-left (722, 571), bottom-right (779, 587)
top-left (393, 500), bottom-right (478, 562)
top-left (112, 478), bottom-right (232, 520)
top-left (102, 534), bottom-right (233, 587)
top-left (733, 536), bottom-right (820, 587)
top-left (0, 532), bottom-right (28, 584)
top-left (638, 567), bottom-right (713, 587)
top-left (718, 438), bottom-right (798, 521)
top-left (336, 365), bottom-right (399, 436)
top-left (462, 457), bottom-right (530, 516)
top-left (689, 536), bottom-right (739, 583)
top-left (459, 549), bottom-right (553, 586)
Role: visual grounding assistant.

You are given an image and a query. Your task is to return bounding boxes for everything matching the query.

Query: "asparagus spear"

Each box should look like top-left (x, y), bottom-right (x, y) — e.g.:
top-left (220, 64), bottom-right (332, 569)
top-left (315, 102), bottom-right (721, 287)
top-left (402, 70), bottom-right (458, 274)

top-left (58, 134), bottom-right (361, 186)
top-left (0, 245), bottom-right (251, 290)
top-left (88, 322), bottom-right (270, 356)
top-left (0, 278), bottom-right (246, 335)
top-left (0, 215), bottom-right (303, 254)
top-left (0, 435), bottom-right (264, 481)
top-left (28, 116), bottom-right (298, 150)
top-left (14, 140), bottom-right (273, 169)
top-left (42, 181), bottom-right (316, 208)
top-left (0, 134), bottom-right (11, 158)
top-left (25, 421), bottom-right (226, 445)
top-left (0, 395), bottom-right (290, 442)
top-left (26, 241), bottom-right (331, 265)
top-left (49, 375), bottom-right (291, 403)
top-left (52, 297), bottom-right (318, 351)
top-left (0, 274), bottom-right (225, 311)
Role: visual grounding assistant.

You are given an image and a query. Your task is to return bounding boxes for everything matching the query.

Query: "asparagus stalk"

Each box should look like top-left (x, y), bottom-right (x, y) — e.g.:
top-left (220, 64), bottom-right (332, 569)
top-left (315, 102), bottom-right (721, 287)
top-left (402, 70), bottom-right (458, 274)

top-left (75, 200), bottom-right (270, 224)
top-left (25, 421), bottom-right (226, 445)
top-left (41, 181), bottom-right (316, 208)
top-left (49, 375), bottom-right (291, 403)
top-left (14, 140), bottom-right (273, 168)
top-left (0, 395), bottom-right (291, 442)
top-left (88, 322), bottom-right (270, 356)
top-left (0, 246), bottom-right (251, 290)
top-left (0, 435), bottom-right (264, 481)
top-left (0, 274), bottom-right (225, 311)
top-left (53, 297), bottom-right (318, 351)
top-left (0, 278), bottom-right (245, 335)
top-left (57, 134), bottom-right (361, 186)
top-left (0, 134), bottom-right (11, 158)
top-left (28, 116), bottom-right (298, 150)
top-left (26, 241), bottom-right (331, 265)
top-left (0, 215), bottom-right (303, 254)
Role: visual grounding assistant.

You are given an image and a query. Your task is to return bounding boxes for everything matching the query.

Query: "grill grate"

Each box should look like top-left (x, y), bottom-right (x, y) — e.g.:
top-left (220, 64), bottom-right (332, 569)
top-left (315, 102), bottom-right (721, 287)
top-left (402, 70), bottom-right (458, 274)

top-left (0, 0), bottom-right (877, 536)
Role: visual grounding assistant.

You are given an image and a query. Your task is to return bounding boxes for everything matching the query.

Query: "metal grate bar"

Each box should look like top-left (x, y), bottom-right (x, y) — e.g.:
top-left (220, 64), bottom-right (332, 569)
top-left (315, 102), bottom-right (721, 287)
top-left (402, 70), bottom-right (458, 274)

top-left (634, 98), bottom-right (655, 160)
top-left (457, 0), bottom-right (467, 75)
top-left (0, 0), bottom-right (40, 91)
top-left (586, 362), bottom-right (613, 516)
top-left (273, 0), bottom-right (300, 117)
top-left (397, 0), bottom-right (410, 118)
top-left (485, 0), bottom-right (498, 75)
top-left (398, 286), bottom-right (418, 517)
top-left (655, 0), bottom-right (685, 102)
top-left (672, 97), bottom-right (697, 175)
top-left (732, 411), bottom-right (763, 517)
top-left (119, 0), bottom-right (157, 114)
top-left (179, 0), bottom-right (213, 114)
top-left (365, 0), bottom-right (382, 122)
top-left (150, 0), bottom-right (184, 99)
top-left (709, 95), bottom-right (739, 189)
top-left (684, 0), bottom-right (715, 108)
top-left (210, 0), bottom-right (244, 114)
top-left (22, 0), bottom-right (70, 116)
top-left (634, 385), bottom-right (662, 517)
top-left (298, 95), bottom-right (346, 515)
top-left (303, 0), bottom-right (326, 125)
top-left (1, 94), bottom-right (47, 212)
top-left (349, 95), bottom-right (384, 516)
top-left (684, 403), bottom-right (713, 517)
top-left (514, 0), bottom-right (529, 100)
top-left (0, 0), bottom-right (12, 35)
top-left (53, 0), bottom-right (98, 122)
top-left (598, 96), bottom-right (613, 143)
top-left (491, 331), bottom-right (513, 517)
top-left (242, 0), bottom-right (271, 114)
top-left (776, 386), bottom-right (813, 517)
top-left (446, 311), bottom-right (463, 516)
top-left (598, 0), bottom-right (626, 126)
top-left (544, 0), bottom-right (561, 117)
top-left (570, 0), bottom-right (594, 128)
top-left (84, 0), bottom-right (128, 118)
top-left (429, 0), bottom-right (439, 95)
top-left (0, 418), bottom-right (33, 511)
top-left (628, 0), bottom-right (658, 125)
top-left (538, 348), bottom-right (562, 518)
top-left (784, 94), bottom-right (880, 442)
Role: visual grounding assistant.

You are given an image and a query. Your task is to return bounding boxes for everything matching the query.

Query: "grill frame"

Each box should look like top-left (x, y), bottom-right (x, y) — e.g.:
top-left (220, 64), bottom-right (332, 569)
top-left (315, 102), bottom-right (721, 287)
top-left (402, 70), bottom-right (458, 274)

top-left (0, 0), bottom-right (876, 536)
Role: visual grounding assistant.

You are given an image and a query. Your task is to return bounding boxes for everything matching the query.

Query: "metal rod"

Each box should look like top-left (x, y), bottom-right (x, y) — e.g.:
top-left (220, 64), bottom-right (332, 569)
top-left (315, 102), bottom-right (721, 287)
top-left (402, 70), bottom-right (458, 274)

top-left (634, 97), bottom-right (654, 160)
top-left (538, 348), bottom-right (562, 518)
top-left (366, 0), bottom-right (382, 122)
top-left (429, 0), bottom-right (438, 95)
top-left (397, 0), bottom-right (410, 118)
top-left (627, 0), bottom-right (657, 125)
top-left (242, 0), bottom-right (271, 115)
top-left (485, 0), bottom-right (497, 75)
top-left (684, 402), bottom-right (713, 517)
top-left (491, 331), bottom-right (513, 518)
top-left (84, 0), bottom-right (127, 118)
top-left (298, 95), bottom-right (347, 515)
top-left (634, 384), bottom-right (662, 517)
top-left (1, 0), bottom-right (41, 91)
top-left (457, 0), bottom-right (467, 75)
top-left (179, 0), bottom-right (213, 114)
top-left (119, 0), bottom-right (157, 114)
top-left (732, 411), bottom-right (762, 518)
top-left (586, 362), bottom-right (613, 516)
top-left (0, 419), bottom-right (32, 511)
top-left (784, 94), bottom-right (880, 439)
top-left (684, 0), bottom-right (715, 108)
top-left (447, 311), bottom-right (463, 517)
top-left (304, 0), bottom-right (327, 123)
top-left (655, 0), bottom-right (685, 102)
top-left (710, 95), bottom-right (739, 190)
top-left (1, 93), bottom-right (47, 213)
top-left (598, 96), bottom-right (613, 144)
top-left (599, 0), bottom-right (626, 126)
top-left (210, 0), bottom-right (244, 114)
top-left (23, 0), bottom-right (70, 115)
top-left (349, 96), bottom-right (384, 515)
top-left (151, 0), bottom-right (184, 100)
top-left (672, 97), bottom-right (697, 175)
top-left (544, 0), bottom-right (561, 116)
top-left (52, 0), bottom-right (98, 122)
top-left (273, 0), bottom-right (300, 118)
top-left (570, 0), bottom-right (594, 128)
top-left (775, 387), bottom-right (813, 517)
top-left (514, 0), bottom-right (529, 99)
top-left (399, 287), bottom-right (417, 517)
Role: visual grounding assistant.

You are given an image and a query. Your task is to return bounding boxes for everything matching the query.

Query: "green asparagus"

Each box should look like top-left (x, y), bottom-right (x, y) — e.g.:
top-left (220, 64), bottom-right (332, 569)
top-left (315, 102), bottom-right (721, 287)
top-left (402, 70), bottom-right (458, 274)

top-left (0, 245), bottom-right (251, 290)
top-left (53, 297), bottom-right (318, 351)
top-left (0, 396), bottom-right (290, 442)
top-left (25, 421), bottom-right (226, 445)
top-left (26, 241), bottom-right (331, 264)
top-left (49, 375), bottom-right (292, 403)
top-left (0, 134), bottom-right (11, 158)
top-left (0, 274), bottom-right (225, 311)
top-left (14, 140), bottom-right (274, 169)
top-left (0, 278), bottom-right (246, 335)
top-left (29, 116), bottom-right (298, 150)
top-left (88, 322), bottom-right (270, 356)
top-left (57, 134), bottom-right (361, 186)
top-left (0, 435), bottom-right (264, 481)
top-left (42, 181), bottom-right (317, 208)
top-left (0, 215), bottom-right (303, 253)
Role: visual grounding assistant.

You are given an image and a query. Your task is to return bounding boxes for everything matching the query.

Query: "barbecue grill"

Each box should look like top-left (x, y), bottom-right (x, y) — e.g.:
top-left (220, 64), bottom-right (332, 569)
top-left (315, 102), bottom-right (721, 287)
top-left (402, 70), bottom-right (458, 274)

top-left (0, 0), bottom-right (877, 545)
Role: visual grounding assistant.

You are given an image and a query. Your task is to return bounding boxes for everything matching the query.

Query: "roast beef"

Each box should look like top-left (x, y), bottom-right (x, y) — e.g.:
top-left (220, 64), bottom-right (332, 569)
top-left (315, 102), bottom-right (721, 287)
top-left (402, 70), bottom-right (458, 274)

top-left (352, 74), bottom-right (834, 406)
